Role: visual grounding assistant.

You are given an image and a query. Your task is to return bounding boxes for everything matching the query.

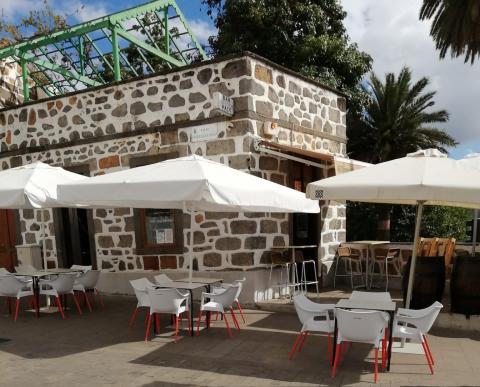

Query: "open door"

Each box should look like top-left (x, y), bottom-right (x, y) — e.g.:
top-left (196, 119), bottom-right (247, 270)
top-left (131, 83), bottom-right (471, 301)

top-left (54, 164), bottom-right (95, 268)
top-left (0, 210), bottom-right (17, 271)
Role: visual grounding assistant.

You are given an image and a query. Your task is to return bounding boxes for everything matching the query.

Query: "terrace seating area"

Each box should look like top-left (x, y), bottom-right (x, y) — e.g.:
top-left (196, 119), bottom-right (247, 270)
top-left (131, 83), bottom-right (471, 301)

top-left (0, 293), bottom-right (479, 386)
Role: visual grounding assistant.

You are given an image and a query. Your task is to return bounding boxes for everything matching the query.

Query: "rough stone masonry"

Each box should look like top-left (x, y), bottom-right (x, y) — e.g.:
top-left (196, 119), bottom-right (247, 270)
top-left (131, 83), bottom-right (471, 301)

top-left (0, 52), bottom-right (347, 276)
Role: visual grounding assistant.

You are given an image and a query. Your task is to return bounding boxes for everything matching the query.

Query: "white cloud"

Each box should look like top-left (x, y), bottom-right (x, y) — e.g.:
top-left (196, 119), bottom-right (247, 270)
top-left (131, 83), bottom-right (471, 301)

top-left (188, 19), bottom-right (216, 45)
top-left (341, 0), bottom-right (480, 152)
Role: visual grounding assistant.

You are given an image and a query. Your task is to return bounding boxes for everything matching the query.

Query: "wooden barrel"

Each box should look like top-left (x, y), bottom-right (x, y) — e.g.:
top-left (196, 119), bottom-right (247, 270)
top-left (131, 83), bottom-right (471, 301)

top-left (402, 256), bottom-right (445, 309)
top-left (451, 256), bottom-right (480, 317)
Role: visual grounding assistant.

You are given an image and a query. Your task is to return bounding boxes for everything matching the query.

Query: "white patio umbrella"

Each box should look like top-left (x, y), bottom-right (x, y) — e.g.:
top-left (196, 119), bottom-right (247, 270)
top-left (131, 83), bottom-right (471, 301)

top-left (58, 155), bottom-right (320, 280)
top-left (0, 162), bottom-right (87, 270)
top-left (306, 149), bottom-right (480, 308)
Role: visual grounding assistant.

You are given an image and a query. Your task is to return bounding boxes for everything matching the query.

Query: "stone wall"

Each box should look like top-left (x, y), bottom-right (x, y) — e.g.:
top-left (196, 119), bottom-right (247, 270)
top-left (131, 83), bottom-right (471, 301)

top-left (0, 52), bottom-right (347, 272)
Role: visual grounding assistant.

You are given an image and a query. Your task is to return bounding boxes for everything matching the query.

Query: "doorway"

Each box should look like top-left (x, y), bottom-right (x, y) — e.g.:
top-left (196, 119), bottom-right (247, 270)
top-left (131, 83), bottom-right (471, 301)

top-left (54, 164), bottom-right (95, 268)
top-left (0, 210), bottom-right (18, 271)
top-left (290, 162), bottom-right (322, 286)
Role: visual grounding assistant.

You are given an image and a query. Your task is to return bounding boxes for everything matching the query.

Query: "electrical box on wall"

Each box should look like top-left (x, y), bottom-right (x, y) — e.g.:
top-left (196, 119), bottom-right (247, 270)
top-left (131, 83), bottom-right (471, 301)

top-left (263, 121), bottom-right (278, 138)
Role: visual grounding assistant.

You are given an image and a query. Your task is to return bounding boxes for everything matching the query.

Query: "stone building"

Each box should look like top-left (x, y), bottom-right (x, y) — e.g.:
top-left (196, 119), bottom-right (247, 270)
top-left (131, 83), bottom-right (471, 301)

top-left (0, 51), bottom-right (364, 301)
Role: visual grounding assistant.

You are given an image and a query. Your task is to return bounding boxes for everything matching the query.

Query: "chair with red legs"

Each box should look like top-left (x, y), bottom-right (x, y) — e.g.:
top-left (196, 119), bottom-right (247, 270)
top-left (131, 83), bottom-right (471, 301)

top-left (196, 284), bottom-right (240, 338)
top-left (392, 301), bottom-right (443, 375)
top-left (212, 277), bottom-right (247, 324)
top-left (332, 309), bottom-right (387, 384)
top-left (349, 291), bottom-right (392, 369)
top-left (145, 288), bottom-right (190, 343)
top-left (128, 278), bottom-right (155, 330)
top-left (0, 274), bottom-right (35, 321)
top-left (73, 270), bottom-right (102, 312)
top-left (289, 294), bottom-right (335, 361)
top-left (39, 273), bottom-right (82, 319)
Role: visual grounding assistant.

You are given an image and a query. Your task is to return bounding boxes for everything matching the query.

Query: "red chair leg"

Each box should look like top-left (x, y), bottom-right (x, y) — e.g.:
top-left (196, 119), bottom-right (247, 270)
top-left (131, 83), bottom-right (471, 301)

top-left (422, 341), bottom-right (434, 374)
top-left (298, 331), bottom-right (308, 352)
top-left (72, 293), bottom-right (83, 315)
top-left (14, 298), bottom-right (20, 321)
top-left (174, 315), bottom-right (179, 343)
top-left (144, 314), bottom-right (152, 342)
top-left (381, 339), bottom-right (386, 371)
top-left (374, 347), bottom-right (379, 383)
top-left (185, 311), bottom-right (192, 336)
top-left (84, 292), bottom-right (93, 312)
top-left (129, 308), bottom-right (138, 330)
top-left (327, 334), bottom-right (333, 363)
top-left (196, 310), bottom-right (203, 336)
top-left (331, 343), bottom-right (341, 378)
top-left (423, 335), bottom-right (434, 365)
top-left (289, 332), bottom-right (303, 360)
top-left (55, 296), bottom-right (65, 320)
top-left (155, 313), bottom-right (160, 333)
top-left (223, 313), bottom-right (233, 338)
top-left (95, 288), bottom-right (104, 307)
top-left (215, 312), bottom-right (219, 321)
top-left (230, 308), bottom-right (240, 331)
top-left (236, 300), bottom-right (246, 323)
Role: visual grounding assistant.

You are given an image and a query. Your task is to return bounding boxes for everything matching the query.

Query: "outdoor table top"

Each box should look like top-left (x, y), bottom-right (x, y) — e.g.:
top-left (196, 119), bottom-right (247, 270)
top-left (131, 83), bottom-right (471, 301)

top-left (336, 298), bottom-right (396, 312)
top-left (154, 281), bottom-right (209, 290)
top-left (271, 245), bottom-right (318, 249)
top-left (177, 277), bottom-right (223, 284)
top-left (346, 240), bottom-right (390, 246)
top-left (13, 268), bottom-right (81, 277)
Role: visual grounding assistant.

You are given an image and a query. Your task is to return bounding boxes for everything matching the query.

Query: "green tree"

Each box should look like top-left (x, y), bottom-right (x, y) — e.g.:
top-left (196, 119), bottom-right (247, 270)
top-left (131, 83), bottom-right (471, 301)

top-left (204, 0), bottom-right (372, 114)
top-left (420, 0), bottom-right (480, 64)
top-left (347, 66), bottom-right (457, 240)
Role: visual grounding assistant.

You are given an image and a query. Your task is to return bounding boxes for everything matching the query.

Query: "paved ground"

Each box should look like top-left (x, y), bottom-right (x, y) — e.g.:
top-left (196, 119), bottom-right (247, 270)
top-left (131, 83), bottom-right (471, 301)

top-left (1, 295), bottom-right (479, 386)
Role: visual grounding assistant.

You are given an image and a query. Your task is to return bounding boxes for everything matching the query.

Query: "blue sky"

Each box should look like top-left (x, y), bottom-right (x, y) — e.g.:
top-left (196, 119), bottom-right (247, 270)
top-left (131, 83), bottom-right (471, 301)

top-left (1, 0), bottom-right (478, 159)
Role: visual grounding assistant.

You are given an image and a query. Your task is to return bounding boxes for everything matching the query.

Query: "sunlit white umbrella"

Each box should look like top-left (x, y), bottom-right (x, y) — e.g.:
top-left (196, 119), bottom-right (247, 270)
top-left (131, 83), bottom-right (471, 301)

top-left (306, 149), bottom-right (480, 307)
top-left (58, 155), bottom-right (320, 280)
top-left (0, 162), bottom-right (86, 270)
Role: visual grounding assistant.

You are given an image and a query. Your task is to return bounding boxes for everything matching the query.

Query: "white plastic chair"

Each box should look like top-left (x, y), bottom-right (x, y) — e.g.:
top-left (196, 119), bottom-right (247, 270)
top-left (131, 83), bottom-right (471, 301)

top-left (289, 295), bottom-right (334, 361)
top-left (73, 270), bottom-right (102, 312)
top-left (0, 274), bottom-right (35, 321)
top-left (39, 273), bottom-right (82, 319)
top-left (128, 278), bottom-right (155, 330)
top-left (145, 287), bottom-right (190, 342)
top-left (196, 284), bottom-right (240, 338)
top-left (332, 308), bottom-right (387, 383)
top-left (349, 291), bottom-right (391, 369)
top-left (212, 277), bottom-right (246, 323)
top-left (392, 301), bottom-right (443, 374)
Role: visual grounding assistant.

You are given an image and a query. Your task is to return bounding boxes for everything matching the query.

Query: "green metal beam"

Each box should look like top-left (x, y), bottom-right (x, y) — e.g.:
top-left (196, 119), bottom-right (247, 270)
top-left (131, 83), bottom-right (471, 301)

top-left (170, 1), bottom-right (207, 59)
top-left (110, 27), bottom-right (121, 81)
top-left (116, 25), bottom-right (184, 67)
top-left (20, 59), bottom-right (30, 102)
top-left (19, 52), bottom-right (101, 87)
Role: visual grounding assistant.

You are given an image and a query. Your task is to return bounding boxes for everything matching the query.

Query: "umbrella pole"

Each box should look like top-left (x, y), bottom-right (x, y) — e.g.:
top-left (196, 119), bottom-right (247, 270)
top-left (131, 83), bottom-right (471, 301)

top-left (405, 202), bottom-right (424, 309)
top-left (41, 209), bottom-right (48, 272)
top-left (473, 209), bottom-right (478, 255)
top-left (184, 202), bottom-right (194, 282)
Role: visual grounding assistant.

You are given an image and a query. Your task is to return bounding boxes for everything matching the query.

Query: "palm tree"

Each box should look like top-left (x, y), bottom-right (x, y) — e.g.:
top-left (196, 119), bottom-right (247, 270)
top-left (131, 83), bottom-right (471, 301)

top-left (420, 0), bottom-right (480, 63)
top-left (347, 66), bottom-right (457, 239)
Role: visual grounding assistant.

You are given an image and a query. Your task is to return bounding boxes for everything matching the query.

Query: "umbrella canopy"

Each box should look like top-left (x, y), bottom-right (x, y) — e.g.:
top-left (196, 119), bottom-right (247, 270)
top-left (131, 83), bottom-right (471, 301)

top-left (0, 162), bottom-right (86, 209)
top-left (0, 162), bottom-right (87, 271)
top-left (306, 149), bottom-right (480, 209)
top-left (58, 155), bottom-right (320, 213)
top-left (58, 155), bottom-right (319, 281)
top-left (306, 149), bottom-right (480, 308)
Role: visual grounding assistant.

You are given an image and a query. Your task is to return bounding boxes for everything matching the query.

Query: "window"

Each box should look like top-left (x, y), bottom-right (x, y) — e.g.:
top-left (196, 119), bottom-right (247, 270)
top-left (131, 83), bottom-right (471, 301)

top-left (130, 152), bottom-right (184, 255)
top-left (140, 209), bottom-right (175, 247)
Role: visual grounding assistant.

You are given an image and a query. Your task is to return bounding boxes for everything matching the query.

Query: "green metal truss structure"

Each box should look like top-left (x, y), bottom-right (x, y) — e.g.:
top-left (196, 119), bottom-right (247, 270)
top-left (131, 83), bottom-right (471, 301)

top-left (0, 0), bottom-right (208, 102)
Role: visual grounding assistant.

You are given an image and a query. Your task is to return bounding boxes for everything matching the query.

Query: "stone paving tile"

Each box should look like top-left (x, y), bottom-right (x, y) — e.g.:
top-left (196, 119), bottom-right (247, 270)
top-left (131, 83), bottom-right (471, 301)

top-left (1, 295), bottom-right (480, 386)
